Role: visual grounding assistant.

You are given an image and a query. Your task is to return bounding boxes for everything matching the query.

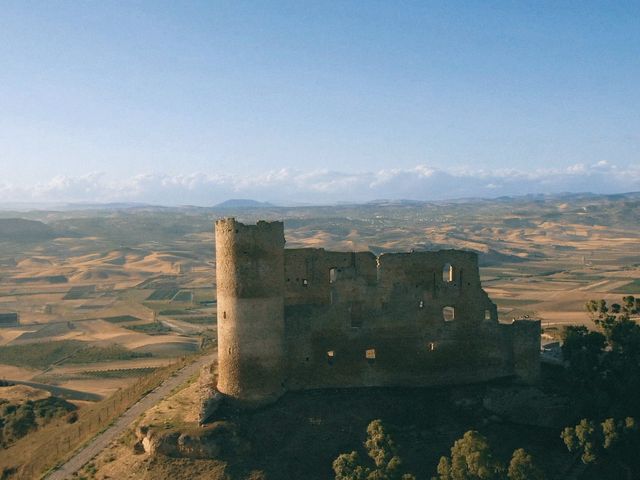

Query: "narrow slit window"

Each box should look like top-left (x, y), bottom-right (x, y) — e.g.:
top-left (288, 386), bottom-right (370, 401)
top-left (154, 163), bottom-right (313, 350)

top-left (443, 306), bottom-right (455, 321)
top-left (223, 311), bottom-right (227, 319)
top-left (428, 342), bottom-right (436, 352)
top-left (419, 300), bottom-right (424, 309)
top-left (327, 350), bottom-right (335, 365)
top-left (484, 309), bottom-right (491, 321)
top-left (443, 263), bottom-right (454, 283)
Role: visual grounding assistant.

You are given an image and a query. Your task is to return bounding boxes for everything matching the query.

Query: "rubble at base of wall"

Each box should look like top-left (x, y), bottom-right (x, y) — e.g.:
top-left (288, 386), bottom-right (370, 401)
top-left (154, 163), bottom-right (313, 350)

top-left (197, 365), bottom-right (222, 425)
top-left (482, 386), bottom-right (572, 428)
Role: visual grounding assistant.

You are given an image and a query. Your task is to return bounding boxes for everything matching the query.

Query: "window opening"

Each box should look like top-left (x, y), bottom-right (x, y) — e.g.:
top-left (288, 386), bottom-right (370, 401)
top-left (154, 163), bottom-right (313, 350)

top-left (329, 268), bottom-right (337, 284)
top-left (484, 309), bottom-right (491, 321)
top-left (327, 350), bottom-right (335, 366)
top-left (365, 348), bottom-right (376, 364)
top-left (443, 263), bottom-right (454, 283)
top-left (443, 306), bottom-right (455, 321)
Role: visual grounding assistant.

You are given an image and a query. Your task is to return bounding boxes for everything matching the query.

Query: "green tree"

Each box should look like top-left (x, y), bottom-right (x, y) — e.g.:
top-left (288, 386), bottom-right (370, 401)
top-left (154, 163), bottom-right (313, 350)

top-left (562, 417), bottom-right (640, 478)
top-left (333, 420), bottom-right (416, 480)
top-left (561, 419), bottom-right (600, 464)
top-left (334, 451), bottom-right (368, 480)
top-left (507, 449), bottom-right (544, 480)
top-left (435, 431), bottom-right (545, 480)
top-left (435, 430), bottom-right (504, 480)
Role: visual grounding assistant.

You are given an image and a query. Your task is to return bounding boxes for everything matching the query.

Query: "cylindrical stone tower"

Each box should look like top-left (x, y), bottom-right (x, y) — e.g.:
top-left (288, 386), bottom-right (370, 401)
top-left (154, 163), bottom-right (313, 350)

top-left (215, 218), bottom-right (286, 407)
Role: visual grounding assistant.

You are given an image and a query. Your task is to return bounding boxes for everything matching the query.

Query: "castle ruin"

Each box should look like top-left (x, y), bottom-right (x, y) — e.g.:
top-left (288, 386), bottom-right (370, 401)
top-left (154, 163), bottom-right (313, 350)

top-left (215, 218), bottom-right (540, 408)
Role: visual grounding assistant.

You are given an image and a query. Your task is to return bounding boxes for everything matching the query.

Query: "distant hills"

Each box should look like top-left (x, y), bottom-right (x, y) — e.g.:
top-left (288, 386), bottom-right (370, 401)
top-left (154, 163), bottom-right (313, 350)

top-left (214, 199), bottom-right (275, 208)
top-left (1, 192), bottom-right (639, 212)
top-left (0, 219), bottom-right (56, 242)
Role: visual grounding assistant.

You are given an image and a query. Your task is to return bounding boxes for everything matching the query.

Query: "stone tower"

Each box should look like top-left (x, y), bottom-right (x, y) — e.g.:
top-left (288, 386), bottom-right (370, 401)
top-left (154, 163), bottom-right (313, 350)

top-left (214, 218), bottom-right (286, 407)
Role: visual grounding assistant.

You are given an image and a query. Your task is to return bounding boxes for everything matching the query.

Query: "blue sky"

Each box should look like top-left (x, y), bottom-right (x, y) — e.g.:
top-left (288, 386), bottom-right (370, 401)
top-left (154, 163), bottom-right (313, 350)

top-left (1, 1), bottom-right (639, 204)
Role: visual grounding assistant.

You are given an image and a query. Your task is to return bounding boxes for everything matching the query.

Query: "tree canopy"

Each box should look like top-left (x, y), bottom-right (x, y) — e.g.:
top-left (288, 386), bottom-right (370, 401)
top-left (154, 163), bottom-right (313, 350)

top-left (333, 420), bottom-right (416, 480)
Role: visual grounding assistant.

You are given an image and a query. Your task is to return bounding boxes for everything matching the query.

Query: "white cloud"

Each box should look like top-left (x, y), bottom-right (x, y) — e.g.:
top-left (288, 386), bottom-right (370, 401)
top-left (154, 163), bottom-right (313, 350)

top-left (0, 162), bottom-right (638, 206)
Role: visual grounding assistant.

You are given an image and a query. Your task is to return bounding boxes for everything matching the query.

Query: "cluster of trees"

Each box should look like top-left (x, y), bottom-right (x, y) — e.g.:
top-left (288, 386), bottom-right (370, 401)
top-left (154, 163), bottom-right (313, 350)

top-left (436, 431), bottom-right (544, 480)
top-left (561, 417), bottom-right (639, 477)
top-left (559, 296), bottom-right (640, 477)
top-left (562, 295), bottom-right (640, 416)
top-left (0, 397), bottom-right (76, 446)
top-left (333, 421), bottom-right (544, 480)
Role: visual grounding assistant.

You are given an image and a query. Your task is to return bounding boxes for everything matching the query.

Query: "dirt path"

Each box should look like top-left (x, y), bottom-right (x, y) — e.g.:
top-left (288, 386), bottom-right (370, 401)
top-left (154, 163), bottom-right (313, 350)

top-left (46, 353), bottom-right (214, 480)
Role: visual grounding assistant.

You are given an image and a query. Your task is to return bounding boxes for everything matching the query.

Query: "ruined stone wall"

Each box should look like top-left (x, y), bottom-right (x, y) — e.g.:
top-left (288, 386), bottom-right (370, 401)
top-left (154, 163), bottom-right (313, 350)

top-left (215, 219), bottom-right (540, 407)
top-left (282, 248), bottom-right (531, 391)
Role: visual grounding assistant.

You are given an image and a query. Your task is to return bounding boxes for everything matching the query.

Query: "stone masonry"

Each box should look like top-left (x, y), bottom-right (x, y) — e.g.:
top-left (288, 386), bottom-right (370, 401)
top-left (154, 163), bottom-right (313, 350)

top-left (215, 218), bottom-right (540, 408)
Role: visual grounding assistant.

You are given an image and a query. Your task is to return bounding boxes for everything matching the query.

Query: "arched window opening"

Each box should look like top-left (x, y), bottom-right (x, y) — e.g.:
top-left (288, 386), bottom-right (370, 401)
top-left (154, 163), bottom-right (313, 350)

top-left (443, 263), bottom-right (454, 283)
top-left (443, 306), bottom-right (455, 321)
top-left (419, 300), bottom-right (424, 309)
top-left (329, 268), bottom-right (337, 284)
top-left (302, 279), bottom-right (308, 287)
top-left (327, 350), bottom-right (335, 366)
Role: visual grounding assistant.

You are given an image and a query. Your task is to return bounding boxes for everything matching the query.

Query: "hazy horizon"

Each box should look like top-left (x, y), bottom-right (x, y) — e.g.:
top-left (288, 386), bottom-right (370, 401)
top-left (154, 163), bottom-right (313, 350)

top-left (0, 161), bottom-right (639, 206)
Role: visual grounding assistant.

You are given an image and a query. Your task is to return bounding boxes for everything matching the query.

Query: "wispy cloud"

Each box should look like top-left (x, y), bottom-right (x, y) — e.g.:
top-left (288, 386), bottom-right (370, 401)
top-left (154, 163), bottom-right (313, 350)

top-left (0, 161), bottom-right (638, 205)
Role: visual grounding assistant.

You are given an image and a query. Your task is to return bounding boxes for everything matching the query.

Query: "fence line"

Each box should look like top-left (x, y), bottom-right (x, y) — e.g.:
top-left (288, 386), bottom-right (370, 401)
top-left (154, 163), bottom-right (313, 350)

top-left (0, 356), bottom-right (191, 480)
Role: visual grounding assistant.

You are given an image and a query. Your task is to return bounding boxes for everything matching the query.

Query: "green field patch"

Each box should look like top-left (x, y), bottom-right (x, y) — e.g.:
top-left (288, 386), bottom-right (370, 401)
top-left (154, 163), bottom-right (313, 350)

top-left (14, 275), bottom-right (68, 284)
top-left (102, 315), bottom-right (143, 323)
top-left (65, 344), bottom-right (152, 364)
top-left (0, 340), bottom-right (84, 369)
top-left (171, 290), bottom-right (193, 302)
top-left (157, 308), bottom-right (193, 315)
top-left (495, 298), bottom-right (539, 307)
top-left (63, 285), bottom-right (96, 300)
top-left (16, 323), bottom-right (73, 341)
top-left (79, 367), bottom-right (157, 378)
top-left (175, 315), bottom-right (215, 325)
top-left (135, 275), bottom-right (179, 289)
top-left (612, 279), bottom-right (640, 294)
top-left (125, 322), bottom-right (172, 335)
top-left (132, 341), bottom-right (198, 356)
top-left (564, 275), bottom-right (605, 282)
top-left (147, 286), bottom-right (180, 301)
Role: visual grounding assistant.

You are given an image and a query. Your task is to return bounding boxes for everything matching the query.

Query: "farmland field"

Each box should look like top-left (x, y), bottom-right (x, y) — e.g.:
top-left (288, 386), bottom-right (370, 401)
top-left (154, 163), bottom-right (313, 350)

top-left (0, 192), bottom-right (638, 403)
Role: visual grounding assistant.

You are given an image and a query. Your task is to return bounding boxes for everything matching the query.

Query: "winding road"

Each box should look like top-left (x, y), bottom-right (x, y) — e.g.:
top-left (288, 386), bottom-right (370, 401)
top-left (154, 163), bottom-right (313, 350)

top-left (46, 353), bottom-right (214, 480)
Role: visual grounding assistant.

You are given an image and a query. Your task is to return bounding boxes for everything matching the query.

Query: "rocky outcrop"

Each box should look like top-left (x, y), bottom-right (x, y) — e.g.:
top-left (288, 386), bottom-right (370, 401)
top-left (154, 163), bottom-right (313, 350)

top-left (197, 364), bottom-right (222, 425)
top-left (134, 421), bottom-right (248, 459)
